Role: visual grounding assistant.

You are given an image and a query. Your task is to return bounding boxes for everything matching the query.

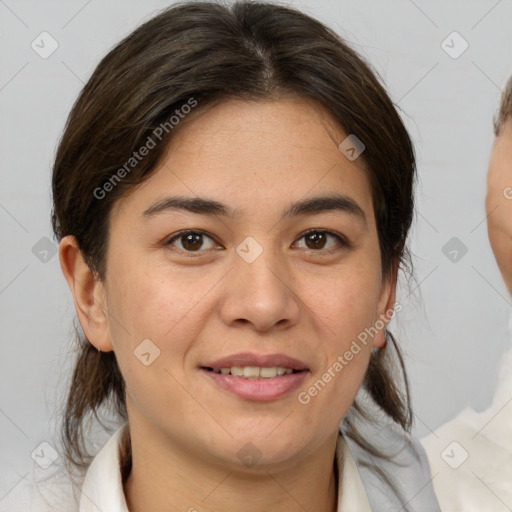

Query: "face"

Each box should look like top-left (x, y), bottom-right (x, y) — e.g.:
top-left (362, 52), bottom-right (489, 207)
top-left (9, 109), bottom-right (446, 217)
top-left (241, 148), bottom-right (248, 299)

top-left (93, 97), bottom-right (395, 470)
top-left (486, 119), bottom-right (512, 292)
top-left (488, 120), bottom-right (512, 187)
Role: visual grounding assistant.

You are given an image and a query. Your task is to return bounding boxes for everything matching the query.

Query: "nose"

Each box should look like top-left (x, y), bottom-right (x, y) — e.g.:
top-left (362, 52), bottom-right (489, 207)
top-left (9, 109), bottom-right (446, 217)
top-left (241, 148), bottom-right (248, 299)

top-left (219, 244), bottom-right (301, 332)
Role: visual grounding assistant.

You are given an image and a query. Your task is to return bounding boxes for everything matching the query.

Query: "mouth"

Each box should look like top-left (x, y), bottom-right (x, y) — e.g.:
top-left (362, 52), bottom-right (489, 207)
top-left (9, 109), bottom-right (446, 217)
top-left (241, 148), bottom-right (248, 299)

top-left (201, 352), bottom-right (309, 373)
top-left (199, 353), bottom-right (310, 401)
top-left (202, 366), bottom-right (304, 379)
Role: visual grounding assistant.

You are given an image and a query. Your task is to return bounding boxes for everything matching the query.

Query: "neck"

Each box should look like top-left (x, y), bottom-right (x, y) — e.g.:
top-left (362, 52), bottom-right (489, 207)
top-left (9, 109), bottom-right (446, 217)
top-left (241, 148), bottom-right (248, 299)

top-left (122, 421), bottom-right (341, 512)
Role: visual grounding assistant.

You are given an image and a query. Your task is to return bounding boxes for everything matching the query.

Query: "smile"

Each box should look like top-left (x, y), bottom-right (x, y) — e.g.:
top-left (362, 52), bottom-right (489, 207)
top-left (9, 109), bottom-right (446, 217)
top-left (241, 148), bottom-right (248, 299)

top-left (206, 366), bottom-right (297, 378)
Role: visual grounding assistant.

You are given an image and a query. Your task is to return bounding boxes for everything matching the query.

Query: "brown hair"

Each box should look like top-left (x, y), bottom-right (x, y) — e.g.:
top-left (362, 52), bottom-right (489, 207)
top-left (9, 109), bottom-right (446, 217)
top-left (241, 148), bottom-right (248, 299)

top-left (494, 76), bottom-right (512, 135)
top-left (51, 0), bottom-right (415, 477)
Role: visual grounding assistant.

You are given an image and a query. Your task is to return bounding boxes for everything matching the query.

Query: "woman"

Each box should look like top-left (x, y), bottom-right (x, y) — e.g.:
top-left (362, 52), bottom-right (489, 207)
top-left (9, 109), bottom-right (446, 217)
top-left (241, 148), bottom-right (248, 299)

top-left (29, 1), bottom-right (439, 510)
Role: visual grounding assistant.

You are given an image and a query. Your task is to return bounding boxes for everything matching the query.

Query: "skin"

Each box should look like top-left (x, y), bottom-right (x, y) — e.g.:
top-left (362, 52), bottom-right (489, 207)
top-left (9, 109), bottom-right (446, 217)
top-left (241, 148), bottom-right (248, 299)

top-left (486, 119), bottom-right (512, 295)
top-left (59, 97), bottom-right (396, 512)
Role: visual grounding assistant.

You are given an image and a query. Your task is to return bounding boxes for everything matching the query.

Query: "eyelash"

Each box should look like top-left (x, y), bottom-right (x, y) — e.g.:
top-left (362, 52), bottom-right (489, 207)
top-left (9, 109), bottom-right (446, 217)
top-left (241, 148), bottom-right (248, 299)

top-left (164, 229), bottom-right (350, 257)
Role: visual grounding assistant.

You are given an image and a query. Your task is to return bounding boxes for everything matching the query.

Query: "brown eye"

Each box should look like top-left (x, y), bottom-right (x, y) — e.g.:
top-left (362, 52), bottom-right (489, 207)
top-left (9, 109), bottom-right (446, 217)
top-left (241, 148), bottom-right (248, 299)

top-left (295, 230), bottom-right (347, 252)
top-left (304, 232), bottom-right (327, 250)
top-left (167, 231), bottom-right (217, 252)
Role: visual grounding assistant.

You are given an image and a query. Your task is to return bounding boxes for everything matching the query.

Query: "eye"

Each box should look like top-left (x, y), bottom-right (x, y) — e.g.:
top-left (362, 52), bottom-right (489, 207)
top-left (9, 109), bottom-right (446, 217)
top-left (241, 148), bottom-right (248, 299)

top-left (294, 229), bottom-right (349, 252)
top-left (166, 230), bottom-right (219, 253)
top-left (165, 228), bottom-right (349, 256)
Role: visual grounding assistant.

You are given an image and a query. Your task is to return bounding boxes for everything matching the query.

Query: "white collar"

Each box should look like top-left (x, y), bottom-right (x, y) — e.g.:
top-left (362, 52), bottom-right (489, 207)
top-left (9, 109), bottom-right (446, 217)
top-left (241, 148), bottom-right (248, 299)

top-left (79, 423), bottom-right (372, 511)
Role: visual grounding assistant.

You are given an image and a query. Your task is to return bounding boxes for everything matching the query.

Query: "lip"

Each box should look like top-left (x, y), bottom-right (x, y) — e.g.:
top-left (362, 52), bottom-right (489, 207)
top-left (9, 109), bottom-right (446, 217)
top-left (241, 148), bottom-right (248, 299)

top-left (201, 352), bottom-right (309, 371)
top-left (199, 352), bottom-right (310, 402)
top-left (201, 368), bottom-right (309, 401)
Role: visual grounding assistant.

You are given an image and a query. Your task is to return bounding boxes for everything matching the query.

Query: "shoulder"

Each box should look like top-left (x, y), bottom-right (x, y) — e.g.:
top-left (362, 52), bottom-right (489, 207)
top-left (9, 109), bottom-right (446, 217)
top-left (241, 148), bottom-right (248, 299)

top-left (342, 410), bottom-right (441, 512)
top-left (0, 463), bottom-right (82, 512)
top-left (421, 348), bottom-right (512, 512)
top-left (0, 424), bottom-right (126, 512)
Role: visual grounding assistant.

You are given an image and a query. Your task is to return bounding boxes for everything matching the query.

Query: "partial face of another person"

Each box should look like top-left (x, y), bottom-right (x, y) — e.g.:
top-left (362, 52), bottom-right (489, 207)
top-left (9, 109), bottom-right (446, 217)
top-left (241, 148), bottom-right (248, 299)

top-left (81, 97), bottom-right (395, 471)
top-left (487, 119), bottom-right (512, 294)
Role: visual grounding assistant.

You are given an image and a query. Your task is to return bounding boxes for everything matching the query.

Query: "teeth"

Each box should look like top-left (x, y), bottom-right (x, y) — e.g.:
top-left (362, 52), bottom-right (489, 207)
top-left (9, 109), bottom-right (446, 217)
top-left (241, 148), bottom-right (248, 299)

top-left (213, 366), bottom-right (295, 378)
top-left (260, 367), bottom-right (277, 378)
top-left (243, 366), bottom-right (260, 378)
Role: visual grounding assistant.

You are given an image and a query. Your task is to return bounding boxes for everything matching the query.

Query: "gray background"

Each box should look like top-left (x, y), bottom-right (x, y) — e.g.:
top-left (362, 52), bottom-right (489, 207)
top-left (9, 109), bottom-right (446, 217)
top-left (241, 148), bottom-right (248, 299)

top-left (1, 0), bottom-right (511, 501)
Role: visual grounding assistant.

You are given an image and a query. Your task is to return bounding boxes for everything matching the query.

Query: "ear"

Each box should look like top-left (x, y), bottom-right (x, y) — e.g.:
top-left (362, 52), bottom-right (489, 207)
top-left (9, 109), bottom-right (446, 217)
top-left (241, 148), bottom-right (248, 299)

top-left (373, 261), bottom-right (398, 349)
top-left (59, 235), bottom-right (113, 351)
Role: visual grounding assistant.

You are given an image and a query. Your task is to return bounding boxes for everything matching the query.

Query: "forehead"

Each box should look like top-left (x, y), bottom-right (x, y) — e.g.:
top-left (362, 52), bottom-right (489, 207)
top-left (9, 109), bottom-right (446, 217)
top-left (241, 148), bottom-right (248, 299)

top-left (169, 96), bottom-right (343, 149)
top-left (112, 97), bottom-right (375, 222)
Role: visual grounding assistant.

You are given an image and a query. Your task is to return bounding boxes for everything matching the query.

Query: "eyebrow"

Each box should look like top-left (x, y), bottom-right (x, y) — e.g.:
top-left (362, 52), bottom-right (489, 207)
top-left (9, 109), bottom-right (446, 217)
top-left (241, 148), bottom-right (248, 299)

top-left (142, 193), bottom-right (366, 224)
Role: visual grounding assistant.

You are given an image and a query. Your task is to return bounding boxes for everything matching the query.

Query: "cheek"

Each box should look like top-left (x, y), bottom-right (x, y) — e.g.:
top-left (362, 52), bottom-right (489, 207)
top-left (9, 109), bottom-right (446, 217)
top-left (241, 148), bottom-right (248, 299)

top-left (105, 260), bottom-right (219, 362)
top-left (298, 260), bottom-right (382, 404)
top-left (306, 261), bottom-right (382, 341)
top-left (103, 266), bottom-right (208, 415)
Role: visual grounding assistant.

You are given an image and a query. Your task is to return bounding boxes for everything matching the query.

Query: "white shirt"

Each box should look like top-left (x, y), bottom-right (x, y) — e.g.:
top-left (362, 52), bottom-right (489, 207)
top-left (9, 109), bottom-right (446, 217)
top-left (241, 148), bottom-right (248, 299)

top-left (2, 419), bottom-right (440, 511)
top-left (422, 345), bottom-right (512, 512)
